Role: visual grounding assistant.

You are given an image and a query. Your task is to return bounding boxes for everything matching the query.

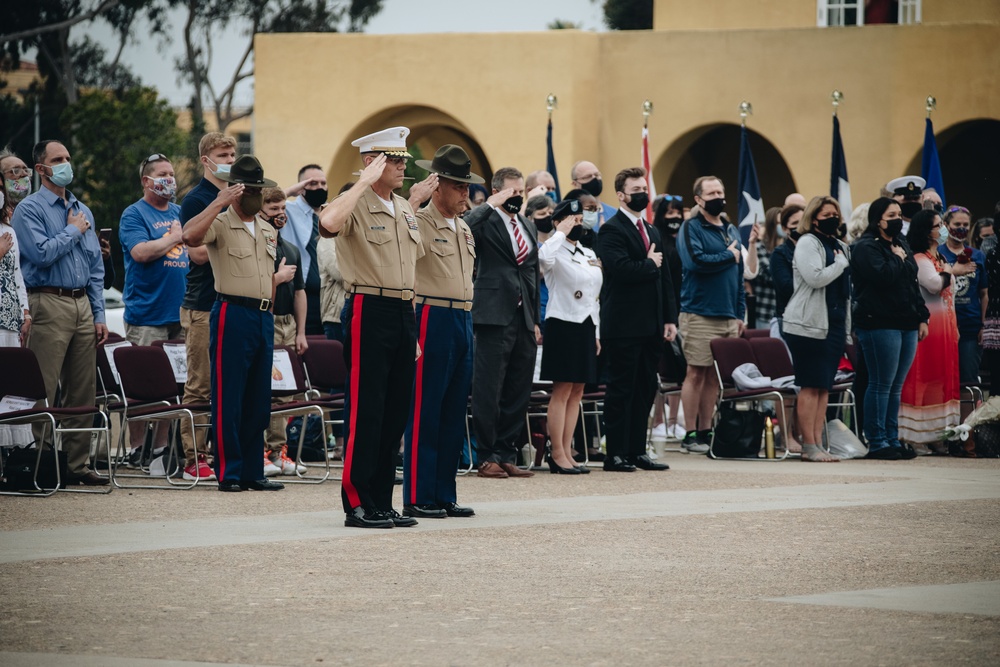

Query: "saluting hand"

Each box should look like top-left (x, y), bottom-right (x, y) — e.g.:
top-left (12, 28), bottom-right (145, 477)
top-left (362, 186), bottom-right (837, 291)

top-left (217, 183), bottom-right (245, 208)
top-left (487, 187), bottom-right (514, 209)
top-left (358, 154), bottom-right (387, 188)
top-left (407, 174), bottom-right (438, 207)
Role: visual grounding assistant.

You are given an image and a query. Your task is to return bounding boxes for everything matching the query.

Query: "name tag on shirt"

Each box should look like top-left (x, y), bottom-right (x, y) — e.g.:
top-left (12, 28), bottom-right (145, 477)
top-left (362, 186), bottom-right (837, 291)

top-left (433, 238), bottom-right (449, 244)
top-left (370, 225), bottom-right (386, 231)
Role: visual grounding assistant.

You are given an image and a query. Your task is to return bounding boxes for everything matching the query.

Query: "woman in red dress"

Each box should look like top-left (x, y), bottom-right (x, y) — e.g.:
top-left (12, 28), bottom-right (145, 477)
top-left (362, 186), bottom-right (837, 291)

top-left (899, 210), bottom-right (976, 453)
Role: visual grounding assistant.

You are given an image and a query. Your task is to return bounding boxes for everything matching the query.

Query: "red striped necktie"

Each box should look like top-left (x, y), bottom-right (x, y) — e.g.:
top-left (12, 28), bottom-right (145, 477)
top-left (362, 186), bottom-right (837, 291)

top-left (637, 220), bottom-right (650, 251)
top-left (510, 218), bottom-right (529, 264)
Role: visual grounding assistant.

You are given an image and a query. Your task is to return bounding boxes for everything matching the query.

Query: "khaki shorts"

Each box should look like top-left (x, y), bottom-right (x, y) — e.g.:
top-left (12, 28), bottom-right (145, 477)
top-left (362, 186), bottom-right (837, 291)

top-left (125, 322), bottom-right (184, 347)
top-left (679, 312), bottom-right (740, 367)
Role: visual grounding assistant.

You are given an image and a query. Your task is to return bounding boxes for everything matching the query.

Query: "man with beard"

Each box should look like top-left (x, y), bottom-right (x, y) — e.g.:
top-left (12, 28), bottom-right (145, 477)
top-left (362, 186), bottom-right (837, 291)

top-left (182, 155), bottom-right (287, 493)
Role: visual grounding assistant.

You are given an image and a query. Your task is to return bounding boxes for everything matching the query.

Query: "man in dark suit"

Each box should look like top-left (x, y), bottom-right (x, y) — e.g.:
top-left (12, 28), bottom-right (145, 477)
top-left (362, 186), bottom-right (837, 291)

top-left (465, 166), bottom-right (540, 479)
top-left (597, 167), bottom-right (678, 472)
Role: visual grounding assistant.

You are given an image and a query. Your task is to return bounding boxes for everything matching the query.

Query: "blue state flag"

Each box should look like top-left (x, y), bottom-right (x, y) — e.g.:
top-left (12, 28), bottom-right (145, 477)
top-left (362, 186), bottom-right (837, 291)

top-left (922, 117), bottom-right (946, 207)
top-left (546, 118), bottom-right (561, 201)
top-left (830, 115), bottom-right (853, 217)
top-left (738, 125), bottom-right (765, 246)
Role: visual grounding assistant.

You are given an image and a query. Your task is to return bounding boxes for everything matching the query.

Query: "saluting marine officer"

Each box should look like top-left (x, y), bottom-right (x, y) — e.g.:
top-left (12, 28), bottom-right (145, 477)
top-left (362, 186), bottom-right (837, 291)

top-left (182, 155), bottom-right (292, 492)
top-left (318, 127), bottom-right (424, 529)
top-left (402, 145), bottom-right (482, 520)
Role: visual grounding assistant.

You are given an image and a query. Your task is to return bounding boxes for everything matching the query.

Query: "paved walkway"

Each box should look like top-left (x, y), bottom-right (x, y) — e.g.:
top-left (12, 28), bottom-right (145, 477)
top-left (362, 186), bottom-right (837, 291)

top-left (1, 455), bottom-right (998, 665)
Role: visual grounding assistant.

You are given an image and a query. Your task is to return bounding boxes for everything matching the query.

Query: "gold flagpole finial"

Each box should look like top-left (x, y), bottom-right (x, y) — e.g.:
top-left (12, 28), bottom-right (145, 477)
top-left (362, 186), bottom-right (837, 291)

top-left (925, 95), bottom-right (937, 118)
top-left (642, 99), bottom-right (653, 128)
top-left (546, 94), bottom-right (558, 120)
top-left (831, 90), bottom-right (844, 116)
top-left (739, 101), bottom-right (753, 127)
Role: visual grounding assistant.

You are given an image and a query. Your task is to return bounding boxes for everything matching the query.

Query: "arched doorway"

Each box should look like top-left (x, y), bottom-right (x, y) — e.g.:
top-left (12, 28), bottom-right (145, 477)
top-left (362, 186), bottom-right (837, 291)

top-left (328, 105), bottom-right (492, 197)
top-left (656, 124), bottom-right (796, 216)
top-left (904, 119), bottom-right (1000, 221)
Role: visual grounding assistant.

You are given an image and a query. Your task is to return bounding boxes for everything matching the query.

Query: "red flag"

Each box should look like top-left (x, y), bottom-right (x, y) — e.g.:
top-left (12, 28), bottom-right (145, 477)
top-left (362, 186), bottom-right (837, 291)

top-left (641, 125), bottom-right (657, 221)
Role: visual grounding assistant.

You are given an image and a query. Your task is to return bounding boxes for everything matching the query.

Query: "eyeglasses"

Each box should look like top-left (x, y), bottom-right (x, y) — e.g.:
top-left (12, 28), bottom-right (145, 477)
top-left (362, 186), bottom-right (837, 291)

top-left (384, 155), bottom-right (407, 165)
top-left (2, 166), bottom-right (31, 178)
top-left (140, 153), bottom-right (169, 172)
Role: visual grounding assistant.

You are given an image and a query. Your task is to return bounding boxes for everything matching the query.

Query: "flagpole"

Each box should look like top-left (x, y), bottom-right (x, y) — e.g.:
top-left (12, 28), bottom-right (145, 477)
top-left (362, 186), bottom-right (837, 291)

top-left (739, 100), bottom-right (753, 127)
top-left (925, 95), bottom-right (936, 118)
top-left (546, 93), bottom-right (557, 121)
top-left (641, 100), bottom-right (655, 221)
top-left (545, 94), bottom-right (561, 200)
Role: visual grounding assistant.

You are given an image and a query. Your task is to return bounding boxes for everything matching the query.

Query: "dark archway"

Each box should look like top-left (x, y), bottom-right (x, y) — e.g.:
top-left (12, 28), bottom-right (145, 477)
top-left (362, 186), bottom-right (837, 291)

top-left (904, 119), bottom-right (1000, 220)
top-left (328, 105), bottom-right (492, 197)
top-left (657, 124), bottom-right (796, 215)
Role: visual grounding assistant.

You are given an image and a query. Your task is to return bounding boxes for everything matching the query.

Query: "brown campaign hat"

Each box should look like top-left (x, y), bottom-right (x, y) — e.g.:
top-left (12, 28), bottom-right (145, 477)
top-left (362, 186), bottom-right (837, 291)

top-left (217, 155), bottom-right (277, 187)
top-left (415, 144), bottom-right (485, 184)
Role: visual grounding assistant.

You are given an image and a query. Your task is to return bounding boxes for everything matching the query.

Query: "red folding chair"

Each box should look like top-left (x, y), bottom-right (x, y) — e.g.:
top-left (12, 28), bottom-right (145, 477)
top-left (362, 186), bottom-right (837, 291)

top-left (271, 345), bottom-right (332, 483)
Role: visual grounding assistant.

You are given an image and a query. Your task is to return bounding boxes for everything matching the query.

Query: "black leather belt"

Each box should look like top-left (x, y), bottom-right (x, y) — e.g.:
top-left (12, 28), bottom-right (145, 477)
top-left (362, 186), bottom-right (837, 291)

top-left (218, 293), bottom-right (272, 311)
top-left (28, 286), bottom-right (86, 298)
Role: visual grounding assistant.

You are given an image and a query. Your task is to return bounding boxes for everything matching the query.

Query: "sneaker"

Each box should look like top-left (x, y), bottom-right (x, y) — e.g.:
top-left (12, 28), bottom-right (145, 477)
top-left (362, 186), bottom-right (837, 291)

top-left (278, 444), bottom-right (307, 475)
top-left (681, 431), bottom-right (710, 454)
top-left (263, 454), bottom-right (282, 477)
top-left (650, 424), bottom-right (668, 443)
top-left (182, 455), bottom-right (216, 481)
top-left (668, 423), bottom-right (686, 440)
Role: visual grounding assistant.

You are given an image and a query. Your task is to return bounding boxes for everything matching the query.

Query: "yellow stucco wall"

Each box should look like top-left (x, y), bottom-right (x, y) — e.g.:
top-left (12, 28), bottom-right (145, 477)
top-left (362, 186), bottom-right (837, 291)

top-left (255, 20), bottom-right (998, 213)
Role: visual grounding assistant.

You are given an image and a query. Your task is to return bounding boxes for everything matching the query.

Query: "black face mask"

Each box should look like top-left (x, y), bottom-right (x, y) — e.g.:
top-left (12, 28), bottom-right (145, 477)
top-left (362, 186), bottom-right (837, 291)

top-left (837, 223), bottom-right (847, 240)
top-left (900, 201), bottom-right (922, 219)
top-left (303, 188), bottom-right (328, 209)
top-left (665, 217), bottom-right (683, 233)
top-left (240, 191), bottom-right (263, 216)
top-left (502, 195), bottom-right (523, 214)
top-left (626, 192), bottom-right (649, 213)
top-left (817, 216), bottom-right (841, 237)
top-left (580, 178), bottom-right (603, 197)
top-left (884, 218), bottom-right (904, 237)
top-left (567, 225), bottom-right (584, 242)
top-left (788, 229), bottom-right (802, 242)
top-left (533, 215), bottom-right (553, 233)
top-left (702, 197), bottom-right (726, 217)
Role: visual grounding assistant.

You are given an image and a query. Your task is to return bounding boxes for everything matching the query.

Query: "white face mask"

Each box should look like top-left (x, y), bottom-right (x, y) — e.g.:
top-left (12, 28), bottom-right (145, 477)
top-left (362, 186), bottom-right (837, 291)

top-left (582, 210), bottom-right (600, 230)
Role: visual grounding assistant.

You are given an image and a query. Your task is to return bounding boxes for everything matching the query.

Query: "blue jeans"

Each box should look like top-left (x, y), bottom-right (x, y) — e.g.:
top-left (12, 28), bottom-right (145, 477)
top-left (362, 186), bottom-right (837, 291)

top-left (323, 321), bottom-right (345, 343)
top-left (958, 336), bottom-right (981, 385)
top-left (856, 328), bottom-right (918, 450)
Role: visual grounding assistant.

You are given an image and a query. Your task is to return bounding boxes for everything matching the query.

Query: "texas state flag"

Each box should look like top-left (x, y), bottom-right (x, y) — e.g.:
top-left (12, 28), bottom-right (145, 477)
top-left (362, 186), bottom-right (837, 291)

top-left (738, 125), bottom-right (764, 246)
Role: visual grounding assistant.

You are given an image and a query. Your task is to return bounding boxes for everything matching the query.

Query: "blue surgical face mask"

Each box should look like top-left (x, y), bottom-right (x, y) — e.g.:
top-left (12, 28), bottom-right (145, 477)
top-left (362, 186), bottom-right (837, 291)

top-left (47, 162), bottom-right (74, 187)
top-left (938, 225), bottom-right (948, 243)
top-left (582, 209), bottom-right (600, 230)
top-left (208, 157), bottom-right (231, 177)
top-left (545, 191), bottom-right (558, 204)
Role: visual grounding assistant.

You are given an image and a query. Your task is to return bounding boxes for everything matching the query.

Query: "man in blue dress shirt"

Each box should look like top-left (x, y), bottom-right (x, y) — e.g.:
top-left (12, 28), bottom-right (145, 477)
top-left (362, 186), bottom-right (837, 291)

top-left (11, 140), bottom-right (109, 485)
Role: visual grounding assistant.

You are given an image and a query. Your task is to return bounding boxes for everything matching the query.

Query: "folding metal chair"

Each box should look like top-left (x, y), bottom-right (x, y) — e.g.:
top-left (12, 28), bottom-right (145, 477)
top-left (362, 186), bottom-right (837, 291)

top-left (709, 337), bottom-right (791, 460)
top-left (270, 345), bottom-right (331, 483)
top-left (0, 347), bottom-right (111, 496)
top-left (740, 328), bottom-right (772, 340)
top-left (524, 382), bottom-right (553, 470)
top-left (110, 345), bottom-right (212, 489)
top-left (301, 339), bottom-right (346, 478)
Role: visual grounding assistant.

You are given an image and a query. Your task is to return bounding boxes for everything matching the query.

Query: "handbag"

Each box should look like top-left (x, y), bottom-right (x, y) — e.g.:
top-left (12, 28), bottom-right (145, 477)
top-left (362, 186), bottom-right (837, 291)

top-left (712, 405), bottom-right (765, 458)
top-left (824, 418), bottom-right (868, 459)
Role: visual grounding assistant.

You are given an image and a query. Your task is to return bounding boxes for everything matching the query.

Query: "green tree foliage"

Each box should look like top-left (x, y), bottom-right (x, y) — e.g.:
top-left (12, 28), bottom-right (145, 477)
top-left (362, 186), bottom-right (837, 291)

top-left (602, 0), bottom-right (653, 30)
top-left (61, 86), bottom-right (186, 287)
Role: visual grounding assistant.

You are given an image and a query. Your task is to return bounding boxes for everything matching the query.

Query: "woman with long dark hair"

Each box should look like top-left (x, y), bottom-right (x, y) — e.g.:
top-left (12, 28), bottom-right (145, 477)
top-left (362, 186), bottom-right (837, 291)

top-left (850, 198), bottom-right (929, 460)
top-left (0, 177), bottom-right (32, 447)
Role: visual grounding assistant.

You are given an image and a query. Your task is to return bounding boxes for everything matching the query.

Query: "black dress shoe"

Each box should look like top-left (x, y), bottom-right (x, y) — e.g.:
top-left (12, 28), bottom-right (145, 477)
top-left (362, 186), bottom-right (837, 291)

top-left (404, 504), bottom-right (448, 519)
top-left (574, 465), bottom-right (591, 474)
top-left (895, 444), bottom-right (918, 460)
top-left (603, 456), bottom-right (636, 472)
top-left (384, 509), bottom-right (418, 527)
top-left (865, 447), bottom-right (902, 460)
top-left (239, 479), bottom-right (285, 491)
top-left (345, 506), bottom-right (393, 528)
top-left (546, 456), bottom-right (582, 475)
top-left (218, 480), bottom-right (243, 492)
top-left (631, 454), bottom-right (670, 471)
top-left (439, 502), bottom-right (475, 517)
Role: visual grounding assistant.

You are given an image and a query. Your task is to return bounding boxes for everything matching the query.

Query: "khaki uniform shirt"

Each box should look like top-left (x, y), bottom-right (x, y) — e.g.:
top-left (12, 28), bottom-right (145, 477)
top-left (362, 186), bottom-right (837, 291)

top-left (203, 206), bottom-right (277, 300)
top-left (414, 199), bottom-right (475, 302)
top-left (334, 187), bottom-right (423, 291)
top-left (317, 235), bottom-right (347, 323)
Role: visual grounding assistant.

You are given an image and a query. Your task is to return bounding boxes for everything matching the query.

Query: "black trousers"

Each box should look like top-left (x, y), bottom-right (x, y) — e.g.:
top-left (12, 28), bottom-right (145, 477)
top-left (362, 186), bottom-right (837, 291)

top-left (341, 294), bottom-right (417, 513)
top-left (603, 335), bottom-right (663, 460)
top-left (472, 315), bottom-right (537, 464)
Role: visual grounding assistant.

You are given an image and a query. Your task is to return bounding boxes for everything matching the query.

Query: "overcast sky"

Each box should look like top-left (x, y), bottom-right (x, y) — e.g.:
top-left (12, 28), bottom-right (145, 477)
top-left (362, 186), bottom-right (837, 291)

top-left (62, 0), bottom-right (607, 107)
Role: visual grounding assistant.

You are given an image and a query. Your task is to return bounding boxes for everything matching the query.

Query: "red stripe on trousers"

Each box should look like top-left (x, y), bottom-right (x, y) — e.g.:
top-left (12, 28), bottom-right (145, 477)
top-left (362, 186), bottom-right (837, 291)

top-left (341, 295), bottom-right (364, 509)
top-left (215, 302), bottom-right (228, 481)
top-left (409, 306), bottom-right (431, 504)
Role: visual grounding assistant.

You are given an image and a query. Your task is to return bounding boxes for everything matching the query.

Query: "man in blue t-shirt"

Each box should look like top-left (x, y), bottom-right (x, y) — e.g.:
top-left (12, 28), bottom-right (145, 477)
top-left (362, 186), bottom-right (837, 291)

top-left (119, 153), bottom-right (188, 342)
top-left (938, 205), bottom-right (989, 384)
top-left (118, 153), bottom-right (189, 468)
